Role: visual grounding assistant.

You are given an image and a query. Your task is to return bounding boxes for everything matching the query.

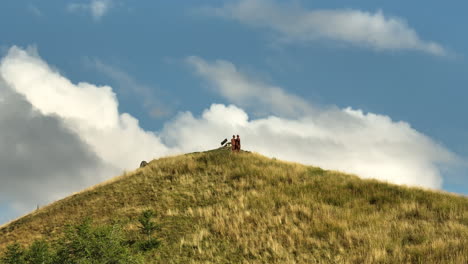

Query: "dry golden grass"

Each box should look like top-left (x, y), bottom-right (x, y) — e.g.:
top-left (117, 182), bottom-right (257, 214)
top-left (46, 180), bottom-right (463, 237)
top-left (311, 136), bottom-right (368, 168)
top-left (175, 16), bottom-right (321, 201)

top-left (1, 148), bottom-right (467, 263)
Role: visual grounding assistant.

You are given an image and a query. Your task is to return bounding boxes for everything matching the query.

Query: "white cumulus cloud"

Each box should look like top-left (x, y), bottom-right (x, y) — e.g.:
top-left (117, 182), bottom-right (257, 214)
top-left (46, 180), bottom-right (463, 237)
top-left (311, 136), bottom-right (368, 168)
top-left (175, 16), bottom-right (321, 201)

top-left (204, 0), bottom-right (446, 56)
top-left (0, 77), bottom-right (116, 217)
top-left (68, 0), bottom-right (113, 21)
top-left (0, 47), bottom-right (171, 223)
top-left (1, 47), bottom-right (170, 170)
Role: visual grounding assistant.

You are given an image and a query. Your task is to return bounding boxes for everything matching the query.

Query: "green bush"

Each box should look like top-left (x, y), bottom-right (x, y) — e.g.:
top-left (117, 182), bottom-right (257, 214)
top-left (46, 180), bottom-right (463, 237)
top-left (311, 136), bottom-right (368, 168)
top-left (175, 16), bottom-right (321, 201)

top-left (24, 240), bottom-right (52, 264)
top-left (137, 210), bottom-right (160, 251)
top-left (52, 219), bottom-right (142, 264)
top-left (2, 243), bottom-right (24, 264)
top-left (137, 238), bottom-right (160, 252)
top-left (138, 210), bottom-right (157, 237)
top-left (1, 213), bottom-right (163, 263)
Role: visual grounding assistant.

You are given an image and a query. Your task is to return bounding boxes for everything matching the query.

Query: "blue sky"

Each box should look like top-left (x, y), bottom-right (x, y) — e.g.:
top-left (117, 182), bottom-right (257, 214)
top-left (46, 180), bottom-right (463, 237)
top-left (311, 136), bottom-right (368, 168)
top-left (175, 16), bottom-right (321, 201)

top-left (1, 0), bottom-right (467, 224)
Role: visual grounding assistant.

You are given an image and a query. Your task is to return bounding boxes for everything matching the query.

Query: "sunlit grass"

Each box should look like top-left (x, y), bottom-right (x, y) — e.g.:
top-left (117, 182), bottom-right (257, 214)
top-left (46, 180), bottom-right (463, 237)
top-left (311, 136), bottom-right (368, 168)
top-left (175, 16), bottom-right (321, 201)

top-left (1, 148), bottom-right (467, 263)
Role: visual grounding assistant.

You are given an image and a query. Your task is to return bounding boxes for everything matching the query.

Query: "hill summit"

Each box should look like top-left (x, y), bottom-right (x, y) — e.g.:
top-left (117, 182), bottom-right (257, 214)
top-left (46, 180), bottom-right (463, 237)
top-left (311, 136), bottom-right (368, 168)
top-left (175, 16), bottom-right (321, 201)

top-left (1, 149), bottom-right (467, 263)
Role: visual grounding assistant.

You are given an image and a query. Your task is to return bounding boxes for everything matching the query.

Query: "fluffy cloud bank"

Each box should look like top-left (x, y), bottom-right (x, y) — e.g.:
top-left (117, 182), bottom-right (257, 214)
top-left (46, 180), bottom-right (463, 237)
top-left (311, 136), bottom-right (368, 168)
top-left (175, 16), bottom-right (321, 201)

top-left (0, 47), bottom-right (457, 223)
top-left (0, 81), bottom-right (115, 210)
top-left (0, 47), bottom-right (169, 222)
top-left (204, 0), bottom-right (446, 56)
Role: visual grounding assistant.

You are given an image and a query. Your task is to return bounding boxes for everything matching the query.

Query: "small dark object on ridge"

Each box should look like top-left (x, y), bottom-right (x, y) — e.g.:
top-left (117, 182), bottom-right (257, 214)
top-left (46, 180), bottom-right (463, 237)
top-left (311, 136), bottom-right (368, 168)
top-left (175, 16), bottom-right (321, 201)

top-left (221, 138), bottom-right (232, 148)
top-left (140, 161), bottom-right (148, 168)
top-left (221, 138), bottom-right (228, 146)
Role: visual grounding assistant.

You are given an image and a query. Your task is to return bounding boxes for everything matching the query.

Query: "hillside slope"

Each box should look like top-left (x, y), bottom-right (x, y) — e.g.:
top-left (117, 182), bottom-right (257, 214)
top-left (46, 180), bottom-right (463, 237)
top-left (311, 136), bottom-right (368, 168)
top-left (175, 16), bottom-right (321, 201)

top-left (1, 149), bottom-right (467, 263)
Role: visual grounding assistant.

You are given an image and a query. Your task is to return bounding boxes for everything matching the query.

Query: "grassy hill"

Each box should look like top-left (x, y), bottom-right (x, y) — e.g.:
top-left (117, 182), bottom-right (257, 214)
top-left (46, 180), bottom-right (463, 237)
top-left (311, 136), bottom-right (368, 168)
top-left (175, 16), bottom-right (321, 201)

top-left (1, 148), bottom-right (467, 263)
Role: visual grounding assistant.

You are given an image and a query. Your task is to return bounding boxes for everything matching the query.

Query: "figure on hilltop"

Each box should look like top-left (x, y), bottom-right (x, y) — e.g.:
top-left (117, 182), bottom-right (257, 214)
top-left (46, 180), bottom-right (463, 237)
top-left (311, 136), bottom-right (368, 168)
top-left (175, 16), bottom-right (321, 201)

top-left (231, 135), bottom-right (236, 152)
top-left (235, 135), bottom-right (241, 152)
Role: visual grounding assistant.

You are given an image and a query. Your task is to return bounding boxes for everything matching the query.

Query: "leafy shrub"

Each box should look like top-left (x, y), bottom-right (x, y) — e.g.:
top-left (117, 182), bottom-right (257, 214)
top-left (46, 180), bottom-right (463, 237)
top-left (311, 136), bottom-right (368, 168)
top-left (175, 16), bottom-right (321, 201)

top-left (2, 243), bottom-right (24, 264)
top-left (138, 210), bottom-right (157, 237)
top-left (137, 238), bottom-right (160, 252)
top-left (1, 212), bottom-right (163, 263)
top-left (24, 240), bottom-right (52, 264)
top-left (53, 219), bottom-right (142, 264)
top-left (137, 210), bottom-right (160, 251)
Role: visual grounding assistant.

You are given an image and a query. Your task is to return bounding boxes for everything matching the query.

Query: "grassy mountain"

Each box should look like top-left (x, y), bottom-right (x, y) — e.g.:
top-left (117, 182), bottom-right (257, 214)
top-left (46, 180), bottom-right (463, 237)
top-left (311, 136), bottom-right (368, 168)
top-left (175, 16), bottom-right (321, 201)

top-left (1, 148), bottom-right (467, 263)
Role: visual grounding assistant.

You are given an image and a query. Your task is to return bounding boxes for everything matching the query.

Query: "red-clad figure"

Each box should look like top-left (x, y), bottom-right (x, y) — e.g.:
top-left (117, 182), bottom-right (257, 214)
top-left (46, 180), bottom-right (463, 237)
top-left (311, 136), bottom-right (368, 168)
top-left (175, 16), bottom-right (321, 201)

top-left (236, 135), bottom-right (241, 152)
top-left (231, 135), bottom-right (236, 152)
